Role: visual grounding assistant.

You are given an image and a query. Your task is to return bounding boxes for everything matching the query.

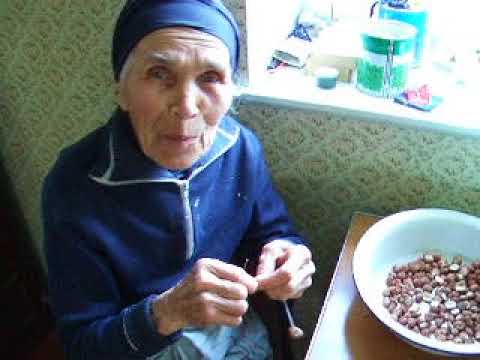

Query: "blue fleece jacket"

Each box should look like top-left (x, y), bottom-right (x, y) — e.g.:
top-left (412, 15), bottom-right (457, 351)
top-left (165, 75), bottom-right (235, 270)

top-left (43, 112), bottom-right (306, 359)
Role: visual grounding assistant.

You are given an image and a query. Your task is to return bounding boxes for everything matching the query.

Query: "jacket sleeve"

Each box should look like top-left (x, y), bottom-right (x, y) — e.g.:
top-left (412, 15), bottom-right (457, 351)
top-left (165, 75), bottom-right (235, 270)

top-left (43, 185), bottom-right (180, 360)
top-left (243, 144), bottom-right (309, 257)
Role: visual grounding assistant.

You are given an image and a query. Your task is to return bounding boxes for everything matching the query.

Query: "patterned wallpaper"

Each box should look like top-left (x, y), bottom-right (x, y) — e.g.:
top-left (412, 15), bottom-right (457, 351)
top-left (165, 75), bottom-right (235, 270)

top-left (1, 1), bottom-right (480, 356)
top-left (0, 0), bottom-right (121, 261)
top-left (236, 103), bottom-right (480, 352)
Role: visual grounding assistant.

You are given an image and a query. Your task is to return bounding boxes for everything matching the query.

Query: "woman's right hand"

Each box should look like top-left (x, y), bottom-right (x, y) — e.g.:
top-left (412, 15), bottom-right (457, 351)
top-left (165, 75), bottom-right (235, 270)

top-left (151, 258), bottom-right (258, 335)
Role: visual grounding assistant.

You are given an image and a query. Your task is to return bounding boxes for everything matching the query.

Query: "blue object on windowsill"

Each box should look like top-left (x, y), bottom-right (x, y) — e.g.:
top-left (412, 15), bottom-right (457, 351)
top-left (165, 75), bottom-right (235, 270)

top-left (289, 23), bottom-right (314, 42)
top-left (385, 0), bottom-right (410, 9)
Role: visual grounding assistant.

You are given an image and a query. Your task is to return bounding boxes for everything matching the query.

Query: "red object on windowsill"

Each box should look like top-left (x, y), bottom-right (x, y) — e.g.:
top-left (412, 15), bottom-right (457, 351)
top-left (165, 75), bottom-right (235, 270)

top-left (404, 84), bottom-right (432, 106)
top-left (394, 84), bottom-right (443, 111)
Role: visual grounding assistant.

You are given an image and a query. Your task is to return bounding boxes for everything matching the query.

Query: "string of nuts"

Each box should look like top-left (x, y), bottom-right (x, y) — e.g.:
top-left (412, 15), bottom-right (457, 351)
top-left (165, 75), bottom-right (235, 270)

top-left (383, 253), bottom-right (480, 344)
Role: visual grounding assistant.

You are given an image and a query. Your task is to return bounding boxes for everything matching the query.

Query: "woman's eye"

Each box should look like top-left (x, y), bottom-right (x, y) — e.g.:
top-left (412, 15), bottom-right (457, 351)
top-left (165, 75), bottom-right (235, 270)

top-left (200, 71), bottom-right (221, 83)
top-left (148, 67), bottom-right (168, 80)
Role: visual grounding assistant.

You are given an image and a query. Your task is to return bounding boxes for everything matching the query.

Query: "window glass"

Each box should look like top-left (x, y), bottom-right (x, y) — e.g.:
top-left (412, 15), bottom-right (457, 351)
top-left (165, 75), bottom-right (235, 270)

top-left (297, 0), bottom-right (479, 88)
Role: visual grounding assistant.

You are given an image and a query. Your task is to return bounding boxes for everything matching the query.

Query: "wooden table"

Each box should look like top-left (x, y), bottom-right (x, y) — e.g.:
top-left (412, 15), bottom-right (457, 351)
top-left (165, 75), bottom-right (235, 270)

top-left (305, 212), bottom-right (480, 360)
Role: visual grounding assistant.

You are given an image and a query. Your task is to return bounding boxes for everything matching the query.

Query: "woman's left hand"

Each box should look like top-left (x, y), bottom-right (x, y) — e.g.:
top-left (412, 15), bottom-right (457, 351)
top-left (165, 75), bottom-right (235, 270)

top-left (255, 239), bottom-right (315, 300)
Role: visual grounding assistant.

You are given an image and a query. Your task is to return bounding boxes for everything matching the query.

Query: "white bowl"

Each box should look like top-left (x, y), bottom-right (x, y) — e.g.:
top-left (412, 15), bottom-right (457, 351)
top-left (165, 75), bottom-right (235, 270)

top-left (353, 208), bottom-right (480, 356)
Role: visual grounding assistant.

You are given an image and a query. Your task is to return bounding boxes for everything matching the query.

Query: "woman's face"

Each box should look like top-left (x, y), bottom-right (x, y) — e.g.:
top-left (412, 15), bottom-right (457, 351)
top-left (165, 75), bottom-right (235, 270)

top-left (118, 27), bottom-right (234, 170)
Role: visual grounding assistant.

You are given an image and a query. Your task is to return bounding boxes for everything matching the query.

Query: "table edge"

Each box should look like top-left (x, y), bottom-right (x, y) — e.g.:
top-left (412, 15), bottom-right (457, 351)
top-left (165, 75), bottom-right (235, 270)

top-left (304, 211), bottom-right (381, 359)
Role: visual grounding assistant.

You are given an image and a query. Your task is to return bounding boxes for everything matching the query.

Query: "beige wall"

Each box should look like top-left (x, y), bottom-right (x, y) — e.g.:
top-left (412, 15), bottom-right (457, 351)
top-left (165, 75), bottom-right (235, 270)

top-left (1, 1), bottom-right (480, 357)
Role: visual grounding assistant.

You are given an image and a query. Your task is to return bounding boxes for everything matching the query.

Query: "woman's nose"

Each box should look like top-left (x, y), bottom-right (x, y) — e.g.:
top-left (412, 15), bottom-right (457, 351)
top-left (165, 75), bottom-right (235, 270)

top-left (170, 82), bottom-right (200, 120)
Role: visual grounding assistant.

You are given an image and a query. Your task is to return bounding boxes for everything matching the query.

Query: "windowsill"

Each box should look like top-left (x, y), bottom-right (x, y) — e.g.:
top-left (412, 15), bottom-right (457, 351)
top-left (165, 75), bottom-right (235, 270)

top-left (238, 66), bottom-right (480, 138)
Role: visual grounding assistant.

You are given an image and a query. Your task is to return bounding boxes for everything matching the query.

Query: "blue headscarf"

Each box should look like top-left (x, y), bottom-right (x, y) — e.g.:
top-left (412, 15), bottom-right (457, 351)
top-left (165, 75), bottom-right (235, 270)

top-left (112, 0), bottom-right (240, 82)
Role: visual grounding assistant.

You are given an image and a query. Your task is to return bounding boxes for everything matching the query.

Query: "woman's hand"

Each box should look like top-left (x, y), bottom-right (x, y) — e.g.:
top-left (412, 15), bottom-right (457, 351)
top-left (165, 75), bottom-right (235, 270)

top-left (151, 258), bottom-right (258, 335)
top-left (255, 240), bottom-right (315, 300)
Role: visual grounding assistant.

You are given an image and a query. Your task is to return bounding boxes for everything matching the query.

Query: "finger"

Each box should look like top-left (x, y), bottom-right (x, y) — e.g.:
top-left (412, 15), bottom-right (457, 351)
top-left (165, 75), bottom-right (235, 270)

top-left (196, 270), bottom-right (249, 300)
top-left (256, 266), bottom-right (291, 290)
top-left (208, 293), bottom-right (249, 317)
top-left (287, 261), bottom-right (315, 295)
top-left (215, 313), bottom-right (243, 327)
top-left (255, 243), bottom-right (284, 278)
top-left (205, 310), bottom-right (244, 327)
top-left (193, 305), bottom-right (244, 327)
top-left (256, 246), bottom-right (310, 289)
top-left (266, 273), bottom-right (314, 300)
top-left (279, 245), bottom-right (311, 274)
top-left (202, 258), bottom-right (258, 294)
top-left (194, 293), bottom-right (248, 327)
top-left (262, 261), bottom-right (315, 299)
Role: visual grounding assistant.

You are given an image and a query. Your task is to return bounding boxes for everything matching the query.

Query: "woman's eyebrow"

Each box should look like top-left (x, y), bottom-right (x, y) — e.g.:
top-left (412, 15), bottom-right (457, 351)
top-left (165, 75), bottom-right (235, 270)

top-left (146, 52), bottom-right (178, 64)
top-left (146, 51), bottom-right (228, 72)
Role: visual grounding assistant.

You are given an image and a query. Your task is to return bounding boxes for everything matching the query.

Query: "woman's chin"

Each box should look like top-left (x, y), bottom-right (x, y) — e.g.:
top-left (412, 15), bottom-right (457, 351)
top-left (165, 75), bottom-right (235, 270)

top-left (146, 141), bottom-right (206, 170)
top-left (154, 152), bottom-right (199, 171)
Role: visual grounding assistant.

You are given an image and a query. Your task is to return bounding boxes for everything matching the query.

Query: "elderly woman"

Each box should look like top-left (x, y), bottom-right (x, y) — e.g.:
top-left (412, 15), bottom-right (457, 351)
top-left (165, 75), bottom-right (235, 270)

top-left (43, 0), bottom-right (315, 359)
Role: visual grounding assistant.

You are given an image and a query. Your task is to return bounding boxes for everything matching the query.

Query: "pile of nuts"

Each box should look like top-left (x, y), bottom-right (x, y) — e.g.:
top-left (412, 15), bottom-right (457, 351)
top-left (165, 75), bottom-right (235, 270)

top-left (383, 253), bottom-right (480, 344)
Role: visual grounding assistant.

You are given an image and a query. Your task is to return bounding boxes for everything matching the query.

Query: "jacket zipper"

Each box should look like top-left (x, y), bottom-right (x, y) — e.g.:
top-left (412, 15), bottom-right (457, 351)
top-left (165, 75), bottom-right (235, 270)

top-left (178, 180), bottom-right (194, 259)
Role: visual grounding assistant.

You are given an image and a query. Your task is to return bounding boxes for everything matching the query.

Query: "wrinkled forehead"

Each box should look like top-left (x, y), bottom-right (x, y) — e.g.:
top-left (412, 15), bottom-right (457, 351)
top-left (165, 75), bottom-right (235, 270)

top-left (132, 27), bottom-right (232, 73)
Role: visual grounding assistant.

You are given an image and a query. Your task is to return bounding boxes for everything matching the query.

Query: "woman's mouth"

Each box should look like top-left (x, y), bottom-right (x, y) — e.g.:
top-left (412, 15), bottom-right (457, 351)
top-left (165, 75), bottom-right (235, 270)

top-left (164, 134), bottom-right (198, 144)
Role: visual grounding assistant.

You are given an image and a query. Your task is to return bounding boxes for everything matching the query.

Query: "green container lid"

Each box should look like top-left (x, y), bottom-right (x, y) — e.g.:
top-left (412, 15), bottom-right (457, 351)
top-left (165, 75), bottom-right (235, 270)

top-left (362, 19), bottom-right (416, 56)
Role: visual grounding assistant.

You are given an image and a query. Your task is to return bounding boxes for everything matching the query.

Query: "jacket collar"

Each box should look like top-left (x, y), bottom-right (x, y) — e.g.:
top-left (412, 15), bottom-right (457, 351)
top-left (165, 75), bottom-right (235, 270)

top-left (89, 109), bottom-right (239, 185)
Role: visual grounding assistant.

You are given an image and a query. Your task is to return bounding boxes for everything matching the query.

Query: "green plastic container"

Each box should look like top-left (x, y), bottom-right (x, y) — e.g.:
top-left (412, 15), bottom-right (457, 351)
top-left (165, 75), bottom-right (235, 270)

top-left (357, 19), bottom-right (416, 98)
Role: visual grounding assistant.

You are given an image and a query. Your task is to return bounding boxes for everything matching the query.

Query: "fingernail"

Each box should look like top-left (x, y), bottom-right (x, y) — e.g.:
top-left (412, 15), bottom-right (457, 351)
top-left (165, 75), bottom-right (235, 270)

top-left (255, 274), bottom-right (268, 282)
top-left (247, 283), bottom-right (257, 294)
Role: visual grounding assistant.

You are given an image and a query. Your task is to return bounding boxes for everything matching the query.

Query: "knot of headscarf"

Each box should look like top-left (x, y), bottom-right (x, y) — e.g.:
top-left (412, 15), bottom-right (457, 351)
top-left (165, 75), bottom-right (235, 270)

top-left (112, 0), bottom-right (240, 82)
